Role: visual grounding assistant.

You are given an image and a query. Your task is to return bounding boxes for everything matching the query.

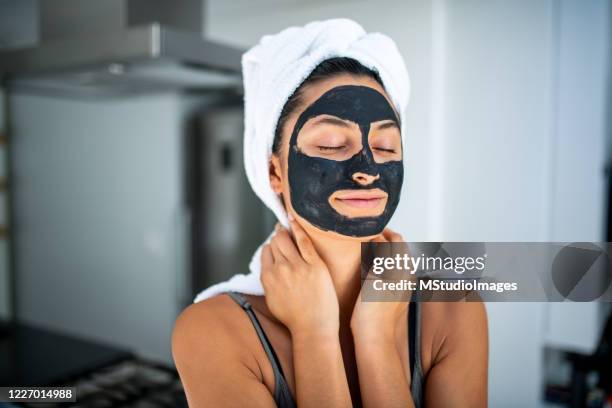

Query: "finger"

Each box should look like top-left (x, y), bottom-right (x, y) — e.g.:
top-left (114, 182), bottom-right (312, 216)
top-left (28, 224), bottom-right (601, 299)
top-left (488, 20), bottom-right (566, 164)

top-left (260, 244), bottom-right (273, 289)
top-left (371, 230), bottom-right (391, 261)
top-left (288, 218), bottom-right (319, 264)
top-left (381, 229), bottom-right (411, 275)
top-left (373, 233), bottom-right (387, 242)
top-left (269, 236), bottom-right (287, 264)
top-left (366, 233), bottom-right (385, 279)
top-left (272, 227), bottom-right (302, 263)
top-left (382, 228), bottom-right (404, 242)
top-left (261, 244), bottom-right (273, 269)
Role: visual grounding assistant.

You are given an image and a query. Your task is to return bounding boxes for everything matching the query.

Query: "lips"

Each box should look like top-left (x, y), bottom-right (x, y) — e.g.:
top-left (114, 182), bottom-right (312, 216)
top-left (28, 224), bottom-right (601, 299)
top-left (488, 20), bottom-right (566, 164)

top-left (337, 198), bottom-right (383, 208)
top-left (334, 190), bottom-right (386, 208)
top-left (334, 189), bottom-right (387, 200)
top-left (330, 189), bottom-right (388, 211)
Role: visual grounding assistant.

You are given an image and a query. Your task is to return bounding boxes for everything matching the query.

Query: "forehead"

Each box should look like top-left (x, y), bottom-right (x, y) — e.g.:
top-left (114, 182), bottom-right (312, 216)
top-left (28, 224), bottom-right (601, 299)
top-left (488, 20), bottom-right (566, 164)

top-left (296, 75), bottom-right (399, 123)
top-left (298, 85), bottom-right (398, 126)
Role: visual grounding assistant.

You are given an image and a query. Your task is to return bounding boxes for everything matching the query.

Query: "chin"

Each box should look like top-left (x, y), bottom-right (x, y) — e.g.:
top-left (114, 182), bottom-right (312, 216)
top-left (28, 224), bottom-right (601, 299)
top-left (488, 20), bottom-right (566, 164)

top-left (290, 208), bottom-right (388, 240)
top-left (317, 225), bottom-right (385, 242)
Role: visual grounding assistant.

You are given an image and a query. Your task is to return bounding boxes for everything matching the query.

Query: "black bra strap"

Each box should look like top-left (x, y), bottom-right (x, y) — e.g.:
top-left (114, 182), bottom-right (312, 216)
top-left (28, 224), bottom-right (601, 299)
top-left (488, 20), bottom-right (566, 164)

top-left (408, 300), bottom-right (417, 379)
top-left (227, 292), bottom-right (288, 385)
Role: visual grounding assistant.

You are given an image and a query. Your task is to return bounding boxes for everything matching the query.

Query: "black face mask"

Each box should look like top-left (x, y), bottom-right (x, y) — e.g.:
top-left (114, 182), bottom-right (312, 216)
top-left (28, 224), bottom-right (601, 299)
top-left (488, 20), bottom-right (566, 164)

top-left (287, 84), bottom-right (404, 237)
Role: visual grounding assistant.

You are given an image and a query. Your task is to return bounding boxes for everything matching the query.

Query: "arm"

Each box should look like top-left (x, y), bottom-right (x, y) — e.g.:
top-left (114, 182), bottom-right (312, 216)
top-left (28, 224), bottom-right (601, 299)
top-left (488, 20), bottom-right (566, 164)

top-left (350, 228), bottom-right (414, 408)
top-left (172, 302), bottom-right (277, 408)
top-left (353, 301), bottom-right (489, 408)
top-left (262, 219), bottom-right (352, 408)
top-left (352, 229), bottom-right (489, 407)
top-left (352, 319), bottom-right (414, 408)
top-left (291, 328), bottom-right (351, 408)
top-left (425, 301), bottom-right (488, 407)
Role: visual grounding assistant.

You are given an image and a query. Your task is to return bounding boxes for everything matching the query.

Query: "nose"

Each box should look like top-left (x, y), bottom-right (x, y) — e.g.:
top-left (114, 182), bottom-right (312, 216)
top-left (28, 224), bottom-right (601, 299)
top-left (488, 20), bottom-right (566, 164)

top-left (352, 172), bottom-right (380, 186)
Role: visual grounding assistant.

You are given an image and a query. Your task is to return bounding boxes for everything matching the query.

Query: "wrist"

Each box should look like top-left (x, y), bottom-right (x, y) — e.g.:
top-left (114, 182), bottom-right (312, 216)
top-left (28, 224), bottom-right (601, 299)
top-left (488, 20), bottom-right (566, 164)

top-left (290, 324), bottom-right (339, 342)
top-left (352, 329), bottom-right (396, 357)
top-left (352, 324), bottom-right (395, 343)
top-left (351, 315), bottom-right (397, 340)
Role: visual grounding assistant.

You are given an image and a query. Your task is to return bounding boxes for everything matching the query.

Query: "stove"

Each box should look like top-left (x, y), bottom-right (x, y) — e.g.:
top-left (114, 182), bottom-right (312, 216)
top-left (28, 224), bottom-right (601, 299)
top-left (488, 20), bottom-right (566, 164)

top-left (0, 321), bottom-right (188, 407)
top-left (24, 359), bottom-right (188, 408)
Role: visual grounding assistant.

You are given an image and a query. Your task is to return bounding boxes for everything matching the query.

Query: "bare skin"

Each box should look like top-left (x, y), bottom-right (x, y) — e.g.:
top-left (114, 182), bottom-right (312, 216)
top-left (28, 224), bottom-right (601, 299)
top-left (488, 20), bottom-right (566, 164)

top-left (172, 74), bottom-right (489, 407)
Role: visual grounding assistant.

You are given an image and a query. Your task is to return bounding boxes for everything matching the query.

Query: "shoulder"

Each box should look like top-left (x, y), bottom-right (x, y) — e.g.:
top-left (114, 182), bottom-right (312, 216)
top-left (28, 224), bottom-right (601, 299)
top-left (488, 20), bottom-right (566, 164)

top-left (438, 300), bottom-right (487, 328)
top-left (172, 294), bottom-right (235, 347)
top-left (423, 300), bottom-right (487, 331)
top-left (425, 301), bottom-right (488, 363)
top-left (420, 301), bottom-right (489, 405)
top-left (171, 294), bottom-right (260, 377)
top-left (172, 295), bottom-right (280, 407)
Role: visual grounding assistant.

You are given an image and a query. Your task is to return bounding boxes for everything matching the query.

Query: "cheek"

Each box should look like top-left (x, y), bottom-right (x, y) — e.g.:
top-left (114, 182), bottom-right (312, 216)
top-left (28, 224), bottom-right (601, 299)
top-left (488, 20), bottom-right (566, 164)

top-left (279, 161), bottom-right (294, 203)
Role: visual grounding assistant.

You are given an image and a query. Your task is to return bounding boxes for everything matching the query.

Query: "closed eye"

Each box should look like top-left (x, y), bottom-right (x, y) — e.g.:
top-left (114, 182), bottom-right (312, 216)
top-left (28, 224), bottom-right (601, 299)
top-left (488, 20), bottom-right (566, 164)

top-left (374, 147), bottom-right (396, 153)
top-left (317, 145), bottom-right (346, 151)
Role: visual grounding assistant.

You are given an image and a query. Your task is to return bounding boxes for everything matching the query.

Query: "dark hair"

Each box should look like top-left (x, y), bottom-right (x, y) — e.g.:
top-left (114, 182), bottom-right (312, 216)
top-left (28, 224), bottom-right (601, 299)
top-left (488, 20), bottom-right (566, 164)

top-left (272, 57), bottom-right (384, 154)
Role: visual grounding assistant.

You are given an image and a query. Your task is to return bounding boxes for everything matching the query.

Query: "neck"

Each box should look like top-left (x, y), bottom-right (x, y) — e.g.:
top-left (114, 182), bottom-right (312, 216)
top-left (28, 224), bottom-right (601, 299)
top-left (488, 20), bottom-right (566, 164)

top-left (306, 228), bottom-right (366, 323)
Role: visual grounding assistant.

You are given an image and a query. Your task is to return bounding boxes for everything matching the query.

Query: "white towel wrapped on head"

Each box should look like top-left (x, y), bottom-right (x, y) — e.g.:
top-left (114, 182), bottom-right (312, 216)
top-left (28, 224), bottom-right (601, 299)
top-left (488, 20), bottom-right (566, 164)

top-left (193, 18), bottom-right (410, 303)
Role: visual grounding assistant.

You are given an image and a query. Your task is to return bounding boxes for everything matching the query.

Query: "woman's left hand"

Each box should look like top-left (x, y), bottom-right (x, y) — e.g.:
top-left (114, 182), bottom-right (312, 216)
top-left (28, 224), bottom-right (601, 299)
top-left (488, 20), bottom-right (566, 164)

top-left (350, 228), bottom-right (411, 341)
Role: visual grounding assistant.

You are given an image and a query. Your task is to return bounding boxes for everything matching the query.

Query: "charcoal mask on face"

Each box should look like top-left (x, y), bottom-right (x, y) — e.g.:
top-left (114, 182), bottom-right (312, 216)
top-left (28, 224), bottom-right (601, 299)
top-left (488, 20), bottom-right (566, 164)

top-left (287, 84), bottom-right (404, 237)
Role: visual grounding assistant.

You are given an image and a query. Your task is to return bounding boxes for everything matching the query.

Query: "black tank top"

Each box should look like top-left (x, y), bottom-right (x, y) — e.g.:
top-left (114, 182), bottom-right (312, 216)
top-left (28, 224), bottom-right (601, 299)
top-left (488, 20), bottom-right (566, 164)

top-left (227, 291), bottom-right (424, 408)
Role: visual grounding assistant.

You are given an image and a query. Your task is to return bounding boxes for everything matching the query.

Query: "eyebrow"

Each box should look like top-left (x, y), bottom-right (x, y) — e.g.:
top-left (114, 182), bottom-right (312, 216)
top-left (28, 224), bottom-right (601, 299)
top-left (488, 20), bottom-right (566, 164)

top-left (309, 116), bottom-right (354, 128)
top-left (309, 116), bottom-right (400, 130)
top-left (373, 120), bottom-right (400, 130)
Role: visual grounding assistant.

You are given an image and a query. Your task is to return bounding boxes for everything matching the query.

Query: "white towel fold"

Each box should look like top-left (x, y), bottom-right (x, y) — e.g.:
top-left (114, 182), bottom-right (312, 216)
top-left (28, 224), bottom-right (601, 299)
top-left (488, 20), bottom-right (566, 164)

top-left (193, 18), bottom-right (410, 303)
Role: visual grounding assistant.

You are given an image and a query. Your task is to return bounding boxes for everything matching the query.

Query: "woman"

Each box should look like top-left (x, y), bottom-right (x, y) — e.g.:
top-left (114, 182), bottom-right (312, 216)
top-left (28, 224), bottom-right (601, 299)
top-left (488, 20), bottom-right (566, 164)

top-left (173, 20), bottom-right (488, 408)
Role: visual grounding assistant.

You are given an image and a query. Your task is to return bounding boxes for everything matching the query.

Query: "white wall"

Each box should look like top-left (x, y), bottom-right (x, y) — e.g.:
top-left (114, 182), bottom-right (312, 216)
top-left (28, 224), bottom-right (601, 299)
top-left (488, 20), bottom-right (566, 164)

top-left (544, 0), bottom-right (609, 355)
top-left (206, 1), bottom-right (610, 407)
top-left (439, 2), bottom-right (554, 404)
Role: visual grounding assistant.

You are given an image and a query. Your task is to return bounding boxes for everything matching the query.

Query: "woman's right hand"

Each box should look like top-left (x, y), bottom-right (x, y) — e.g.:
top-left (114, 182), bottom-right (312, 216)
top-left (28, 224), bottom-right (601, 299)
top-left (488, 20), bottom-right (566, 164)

top-left (260, 215), bottom-right (339, 336)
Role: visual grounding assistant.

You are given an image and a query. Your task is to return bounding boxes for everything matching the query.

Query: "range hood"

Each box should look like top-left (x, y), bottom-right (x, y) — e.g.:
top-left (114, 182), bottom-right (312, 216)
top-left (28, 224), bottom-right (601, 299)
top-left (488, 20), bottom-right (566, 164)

top-left (0, 0), bottom-right (245, 97)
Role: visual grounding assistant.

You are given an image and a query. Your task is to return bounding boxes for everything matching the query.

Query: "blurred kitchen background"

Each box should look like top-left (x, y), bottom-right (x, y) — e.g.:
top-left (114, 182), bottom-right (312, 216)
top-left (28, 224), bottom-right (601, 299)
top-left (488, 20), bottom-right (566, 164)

top-left (0, 0), bottom-right (611, 407)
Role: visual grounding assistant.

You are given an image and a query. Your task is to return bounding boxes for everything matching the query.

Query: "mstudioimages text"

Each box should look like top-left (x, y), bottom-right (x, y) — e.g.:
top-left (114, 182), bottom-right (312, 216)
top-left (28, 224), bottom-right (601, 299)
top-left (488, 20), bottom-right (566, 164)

top-left (373, 279), bottom-right (519, 293)
top-left (372, 253), bottom-right (487, 275)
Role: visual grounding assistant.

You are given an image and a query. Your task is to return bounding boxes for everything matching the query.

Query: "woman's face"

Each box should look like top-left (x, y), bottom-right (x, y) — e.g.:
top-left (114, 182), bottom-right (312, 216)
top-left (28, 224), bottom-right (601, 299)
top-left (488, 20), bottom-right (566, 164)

top-left (270, 74), bottom-right (403, 240)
